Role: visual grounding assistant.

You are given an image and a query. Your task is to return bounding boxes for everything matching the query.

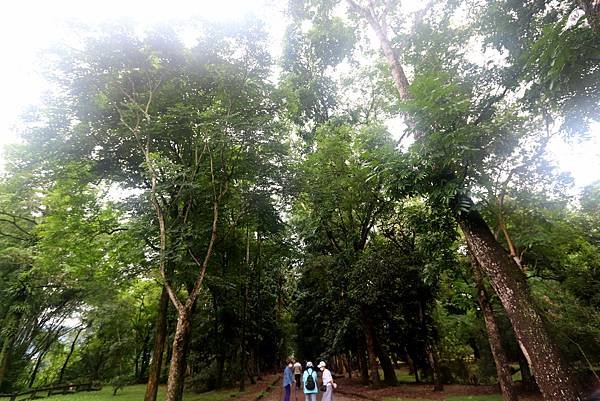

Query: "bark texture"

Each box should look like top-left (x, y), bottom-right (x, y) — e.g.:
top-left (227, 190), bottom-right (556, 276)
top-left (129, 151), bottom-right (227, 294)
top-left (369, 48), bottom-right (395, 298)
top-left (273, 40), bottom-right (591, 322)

top-left (165, 309), bottom-right (194, 401)
top-left (458, 208), bottom-right (582, 401)
top-left (144, 286), bottom-right (169, 401)
top-left (472, 257), bottom-right (519, 401)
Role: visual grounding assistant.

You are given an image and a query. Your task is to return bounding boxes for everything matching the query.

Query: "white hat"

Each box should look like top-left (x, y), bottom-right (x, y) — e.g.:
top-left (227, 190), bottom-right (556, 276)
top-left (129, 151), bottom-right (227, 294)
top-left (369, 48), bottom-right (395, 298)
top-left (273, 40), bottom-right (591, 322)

top-left (317, 361), bottom-right (326, 368)
top-left (306, 361), bottom-right (313, 367)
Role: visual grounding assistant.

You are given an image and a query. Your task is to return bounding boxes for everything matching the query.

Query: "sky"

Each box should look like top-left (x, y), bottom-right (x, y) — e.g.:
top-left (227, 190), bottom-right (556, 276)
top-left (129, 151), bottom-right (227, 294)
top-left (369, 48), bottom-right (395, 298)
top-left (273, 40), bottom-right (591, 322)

top-left (0, 0), bottom-right (287, 159)
top-left (0, 0), bottom-right (598, 191)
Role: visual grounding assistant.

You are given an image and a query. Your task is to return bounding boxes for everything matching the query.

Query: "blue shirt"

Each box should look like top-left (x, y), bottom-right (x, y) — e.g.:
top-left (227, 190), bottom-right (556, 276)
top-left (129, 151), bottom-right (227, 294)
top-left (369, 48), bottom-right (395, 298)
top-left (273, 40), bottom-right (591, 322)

top-left (283, 366), bottom-right (294, 387)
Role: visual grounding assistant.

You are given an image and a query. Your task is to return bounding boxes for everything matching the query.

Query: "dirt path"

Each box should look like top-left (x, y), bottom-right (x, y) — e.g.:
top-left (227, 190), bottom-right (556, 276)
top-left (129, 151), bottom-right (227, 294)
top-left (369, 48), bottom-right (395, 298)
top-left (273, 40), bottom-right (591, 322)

top-left (261, 381), bottom-right (364, 401)
top-left (233, 374), bottom-right (543, 401)
top-left (329, 377), bottom-right (543, 401)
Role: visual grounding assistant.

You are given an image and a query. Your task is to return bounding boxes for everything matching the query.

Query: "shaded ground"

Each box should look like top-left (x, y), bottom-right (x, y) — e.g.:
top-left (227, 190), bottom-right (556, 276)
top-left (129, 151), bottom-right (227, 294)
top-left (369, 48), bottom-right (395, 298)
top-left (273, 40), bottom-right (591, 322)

top-left (258, 380), bottom-right (365, 401)
top-left (252, 374), bottom-right (543, 401)
top-left (0, 373), bottom-right (543, 401)
top-left (335, 376), bottom-right (543, 401)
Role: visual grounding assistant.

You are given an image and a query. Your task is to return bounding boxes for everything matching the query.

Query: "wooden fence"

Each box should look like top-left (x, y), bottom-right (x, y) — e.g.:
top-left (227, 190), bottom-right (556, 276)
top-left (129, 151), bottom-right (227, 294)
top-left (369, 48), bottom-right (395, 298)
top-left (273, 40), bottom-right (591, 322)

top-left (0, 382), bottom-right (102, 401)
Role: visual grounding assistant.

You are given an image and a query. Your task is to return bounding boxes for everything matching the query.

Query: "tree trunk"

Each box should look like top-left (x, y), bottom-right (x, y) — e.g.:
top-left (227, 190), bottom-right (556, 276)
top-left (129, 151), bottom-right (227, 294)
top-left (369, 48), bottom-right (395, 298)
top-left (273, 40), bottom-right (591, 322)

top-left (345, 0), bottom-right (410, 100)
top-left (343, 353), bottom-right (352, 378)
top-left (404, 347), bottom-right (418, 382)
top-left (239, 229), bottom-right (251, 392)
top-left (472, 257), bottom-right (519, 401)
top-left (165, 307), bottom-right (194, 401)
top-left (375, 341), bottom-right (397, 386)
top-left (57, 327), bottom-right (84, 383)
top-left (458, 208), bottom-right (582, 401)
top-left (357, 337), bottom-right (370, 385)
top-left (361, 307), bottom-right (381, 387)
top-left (254, 237), bottom-right (263, 382)
top-left (145, 286), bottom-right (169, 401)
top-left (425, 343), bottom-right (443, 392)
top-left (140, 331), bottom-right (151, 382)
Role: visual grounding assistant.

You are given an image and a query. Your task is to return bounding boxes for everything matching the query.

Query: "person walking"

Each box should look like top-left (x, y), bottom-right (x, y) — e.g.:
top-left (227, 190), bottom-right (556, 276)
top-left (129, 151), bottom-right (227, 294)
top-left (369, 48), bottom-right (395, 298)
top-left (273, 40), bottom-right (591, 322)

top-left (283, 360), bottom-right (294, 401)
top-left (317, 361), bottom-right (336, 401)
top-left (293, 360), bottom-right (303, 389)
top-left (302, 361), bottom-right (318, 401)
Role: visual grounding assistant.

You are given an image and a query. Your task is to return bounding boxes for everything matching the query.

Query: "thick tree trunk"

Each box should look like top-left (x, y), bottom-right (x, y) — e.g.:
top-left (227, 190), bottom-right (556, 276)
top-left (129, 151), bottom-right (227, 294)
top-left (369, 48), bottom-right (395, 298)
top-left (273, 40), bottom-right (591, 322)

top-left (166, 307), bottom-right (194, 401)
top-left (375, 341), bottom-right (397, 386)
top-left (144, 286), bottom-right (169, 401)
top-left (361, 307), bottom-right (381, 387)
top-left (458, 208), bottom-right (582, 401)
top-left (57, 327), bottom-right (83, 383)
top-left (472, 257), bottom-right (519, 401)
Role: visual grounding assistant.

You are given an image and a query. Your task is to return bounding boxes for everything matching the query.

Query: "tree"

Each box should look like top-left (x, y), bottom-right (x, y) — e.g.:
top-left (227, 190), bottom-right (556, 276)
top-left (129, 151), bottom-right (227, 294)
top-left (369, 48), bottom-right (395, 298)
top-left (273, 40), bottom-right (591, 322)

top-left (337, 1), bottom-right (596, 399)
top-left (21, 22), bottom-right (288, 401)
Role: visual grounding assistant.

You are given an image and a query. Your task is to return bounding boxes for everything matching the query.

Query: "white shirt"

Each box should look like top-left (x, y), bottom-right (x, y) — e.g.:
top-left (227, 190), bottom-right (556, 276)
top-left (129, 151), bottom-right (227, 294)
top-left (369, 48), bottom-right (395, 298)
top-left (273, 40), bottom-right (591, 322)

top-left (322, 368), bottom-right (333, 385)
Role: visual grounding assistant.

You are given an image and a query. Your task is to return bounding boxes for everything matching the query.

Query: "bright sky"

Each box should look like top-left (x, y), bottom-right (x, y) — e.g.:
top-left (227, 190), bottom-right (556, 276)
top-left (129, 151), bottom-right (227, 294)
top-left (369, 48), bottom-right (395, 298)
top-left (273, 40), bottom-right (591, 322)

top-left (0, 0), bottom-right (598, 191)
top-left (0, 0), bottom-right (287, 159)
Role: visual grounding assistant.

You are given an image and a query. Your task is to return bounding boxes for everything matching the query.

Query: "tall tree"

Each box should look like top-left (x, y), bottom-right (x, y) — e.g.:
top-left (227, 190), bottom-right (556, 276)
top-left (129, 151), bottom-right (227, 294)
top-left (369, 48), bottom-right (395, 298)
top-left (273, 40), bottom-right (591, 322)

top-left (22, 23), bottom-right (287, 401)
top-left (337, 1), bottom-right (596, 399)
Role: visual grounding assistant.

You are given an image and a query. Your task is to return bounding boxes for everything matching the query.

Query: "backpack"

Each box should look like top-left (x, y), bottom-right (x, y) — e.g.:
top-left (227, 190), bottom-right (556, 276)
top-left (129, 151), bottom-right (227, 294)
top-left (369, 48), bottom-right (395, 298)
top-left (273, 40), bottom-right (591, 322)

top-left (305, 368), bottom-right (315, 390)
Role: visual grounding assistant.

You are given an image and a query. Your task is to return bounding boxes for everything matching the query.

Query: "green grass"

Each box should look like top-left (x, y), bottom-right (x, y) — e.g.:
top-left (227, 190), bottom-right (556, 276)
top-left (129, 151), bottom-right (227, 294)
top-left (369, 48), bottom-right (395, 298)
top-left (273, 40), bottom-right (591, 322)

top-left (1, 384), bottom-right (246, 401)
top-left (394, 369), bottom-right (417, 383)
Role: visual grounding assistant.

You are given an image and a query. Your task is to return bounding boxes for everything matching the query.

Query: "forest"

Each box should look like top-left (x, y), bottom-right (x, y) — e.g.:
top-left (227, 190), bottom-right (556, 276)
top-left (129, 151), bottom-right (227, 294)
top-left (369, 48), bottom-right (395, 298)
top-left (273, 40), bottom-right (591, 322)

top-left (0, 1), bottom-right (599, 401)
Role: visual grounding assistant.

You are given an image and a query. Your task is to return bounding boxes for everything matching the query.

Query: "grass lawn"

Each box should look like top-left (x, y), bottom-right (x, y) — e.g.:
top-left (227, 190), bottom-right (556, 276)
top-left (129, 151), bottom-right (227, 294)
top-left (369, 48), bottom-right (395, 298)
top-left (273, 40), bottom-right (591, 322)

top-left (394, 369), bottom-right (417, 383)
top-left (0, 385), bottom-right (247, 401)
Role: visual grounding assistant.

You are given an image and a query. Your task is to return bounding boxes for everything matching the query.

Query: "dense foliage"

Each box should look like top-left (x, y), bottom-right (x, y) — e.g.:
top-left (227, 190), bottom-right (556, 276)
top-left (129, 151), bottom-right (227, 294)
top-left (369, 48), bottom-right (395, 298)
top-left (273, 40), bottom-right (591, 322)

top-left (0, 1), bottom-right (598, 401)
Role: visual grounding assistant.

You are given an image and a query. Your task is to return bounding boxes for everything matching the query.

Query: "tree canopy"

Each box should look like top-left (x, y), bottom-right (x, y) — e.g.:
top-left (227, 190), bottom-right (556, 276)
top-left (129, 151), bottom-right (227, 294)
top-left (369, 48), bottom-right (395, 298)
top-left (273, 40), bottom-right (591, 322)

top-left (0, 2), bottom-right (598, 401)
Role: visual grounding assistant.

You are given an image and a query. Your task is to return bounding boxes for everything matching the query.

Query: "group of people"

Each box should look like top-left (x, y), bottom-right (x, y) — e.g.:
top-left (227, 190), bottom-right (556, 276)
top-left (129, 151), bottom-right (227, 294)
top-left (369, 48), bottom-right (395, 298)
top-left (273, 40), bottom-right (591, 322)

top-left (283, 360), bottom-right (337, 401)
